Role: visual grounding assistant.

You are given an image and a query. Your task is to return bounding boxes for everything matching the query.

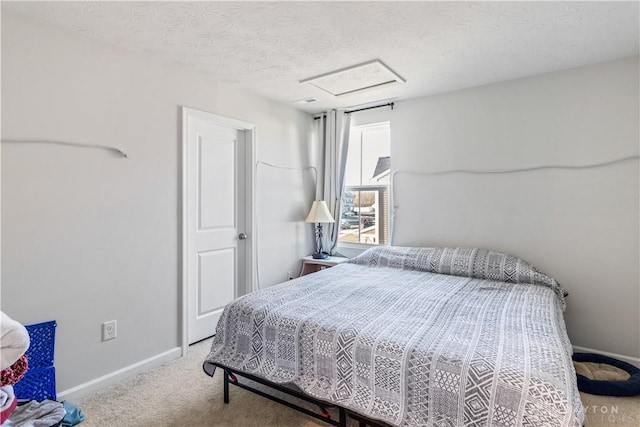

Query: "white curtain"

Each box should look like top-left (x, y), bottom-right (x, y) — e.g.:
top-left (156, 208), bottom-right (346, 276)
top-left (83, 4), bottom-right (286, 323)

top-left (315, 110), bottom-right (351, 255)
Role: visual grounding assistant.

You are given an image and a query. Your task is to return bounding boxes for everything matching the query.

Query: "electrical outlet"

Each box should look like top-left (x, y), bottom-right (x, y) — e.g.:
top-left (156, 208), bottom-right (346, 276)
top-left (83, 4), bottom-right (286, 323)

top-left (287, 270), bottom-right (294, 280)
top-left (102, 320), bottom-right (117, 341)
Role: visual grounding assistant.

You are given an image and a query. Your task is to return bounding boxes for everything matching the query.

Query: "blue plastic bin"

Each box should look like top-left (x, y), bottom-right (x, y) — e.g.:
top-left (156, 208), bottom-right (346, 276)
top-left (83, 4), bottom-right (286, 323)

top-left (13, 320), bottom-right (57, 401)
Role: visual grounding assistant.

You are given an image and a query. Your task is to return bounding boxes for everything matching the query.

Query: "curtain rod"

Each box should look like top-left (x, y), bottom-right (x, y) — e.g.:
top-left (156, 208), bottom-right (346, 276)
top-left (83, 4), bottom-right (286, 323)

top-left (344, 102), bottom-right (394, 115)
top-left (313, 102), bottom-right (394, 120)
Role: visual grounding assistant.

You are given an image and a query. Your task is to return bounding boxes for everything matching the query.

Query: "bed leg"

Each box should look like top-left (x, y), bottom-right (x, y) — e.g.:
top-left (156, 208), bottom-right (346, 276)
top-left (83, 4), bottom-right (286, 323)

top-left (223, 370), bottom-right (230, 404)
top-left (338, 407), bottom-right (347, 427)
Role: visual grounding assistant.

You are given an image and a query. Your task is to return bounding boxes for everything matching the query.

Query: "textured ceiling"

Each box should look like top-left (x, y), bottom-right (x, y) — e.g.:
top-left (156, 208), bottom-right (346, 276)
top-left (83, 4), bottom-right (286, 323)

top-left (4, 1), bottom-right (639, 113)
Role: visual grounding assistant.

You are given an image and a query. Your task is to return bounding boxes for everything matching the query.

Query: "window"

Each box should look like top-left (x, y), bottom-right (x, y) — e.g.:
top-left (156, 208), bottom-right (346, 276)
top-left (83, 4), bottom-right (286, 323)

top-left (339, 123), bottom-right (390, 246)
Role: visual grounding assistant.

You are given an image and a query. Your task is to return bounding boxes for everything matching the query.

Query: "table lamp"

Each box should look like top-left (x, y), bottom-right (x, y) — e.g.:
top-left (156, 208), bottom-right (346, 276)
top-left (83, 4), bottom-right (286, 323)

top-left (305, 200), bottom-right (335, 259)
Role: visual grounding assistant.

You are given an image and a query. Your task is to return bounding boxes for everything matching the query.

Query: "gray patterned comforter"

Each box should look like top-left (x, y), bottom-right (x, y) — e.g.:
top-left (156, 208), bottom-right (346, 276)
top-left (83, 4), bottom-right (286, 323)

top-left (204, 247), bottom-right (584, 426)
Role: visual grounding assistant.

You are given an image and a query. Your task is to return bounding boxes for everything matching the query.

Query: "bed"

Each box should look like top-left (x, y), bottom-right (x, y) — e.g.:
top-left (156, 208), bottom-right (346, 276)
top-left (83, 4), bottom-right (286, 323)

top-left (203, 246), bottom-right (584, 426)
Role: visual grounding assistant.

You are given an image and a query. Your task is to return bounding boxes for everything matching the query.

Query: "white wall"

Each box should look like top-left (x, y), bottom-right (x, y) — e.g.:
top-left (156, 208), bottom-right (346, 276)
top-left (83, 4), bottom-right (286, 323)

top-left (1, 9), bottom-right (315, 394)
top-left (373, 57), bottom-right (638, 361)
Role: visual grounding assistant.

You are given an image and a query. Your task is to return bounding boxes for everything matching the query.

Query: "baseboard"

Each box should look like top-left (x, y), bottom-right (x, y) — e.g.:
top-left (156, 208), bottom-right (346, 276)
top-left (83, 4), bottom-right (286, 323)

top-left (57, 347), bottom-right (182, 401)
top-left (573, 345), bottom-right (640, 368)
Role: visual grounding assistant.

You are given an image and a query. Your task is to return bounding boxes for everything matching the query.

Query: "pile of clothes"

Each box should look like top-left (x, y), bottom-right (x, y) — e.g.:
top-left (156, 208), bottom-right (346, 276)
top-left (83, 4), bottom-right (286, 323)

top-left (1, 312), bottom-right (83, 427)
top-left (1, 312), bottom-right (30, 423)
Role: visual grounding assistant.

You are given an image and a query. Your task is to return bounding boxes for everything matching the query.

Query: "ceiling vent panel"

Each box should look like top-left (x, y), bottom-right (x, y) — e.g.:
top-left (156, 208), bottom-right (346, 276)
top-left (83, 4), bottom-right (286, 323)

top-left (300, 60), bottom-right (405, 97)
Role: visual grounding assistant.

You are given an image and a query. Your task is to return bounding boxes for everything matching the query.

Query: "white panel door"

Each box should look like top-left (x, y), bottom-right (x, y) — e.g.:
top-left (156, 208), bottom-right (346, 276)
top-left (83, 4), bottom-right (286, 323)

top-left (185, 111), bottom-right (247, 344)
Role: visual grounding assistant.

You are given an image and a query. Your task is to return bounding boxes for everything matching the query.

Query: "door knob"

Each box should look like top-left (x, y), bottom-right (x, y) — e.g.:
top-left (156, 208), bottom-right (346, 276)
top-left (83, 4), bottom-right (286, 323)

top-left (238, 233), bottom-right (248, 240)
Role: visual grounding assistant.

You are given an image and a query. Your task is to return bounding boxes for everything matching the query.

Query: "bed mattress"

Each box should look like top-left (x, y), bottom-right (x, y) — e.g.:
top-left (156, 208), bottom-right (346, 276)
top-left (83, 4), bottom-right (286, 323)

top-left (204, 246), bottom-right (584, 426)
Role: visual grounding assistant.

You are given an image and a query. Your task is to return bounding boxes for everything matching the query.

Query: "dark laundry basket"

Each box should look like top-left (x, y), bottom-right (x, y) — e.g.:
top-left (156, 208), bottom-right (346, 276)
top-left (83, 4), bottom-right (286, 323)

top-left (13, 321), bottom-right (57, 401)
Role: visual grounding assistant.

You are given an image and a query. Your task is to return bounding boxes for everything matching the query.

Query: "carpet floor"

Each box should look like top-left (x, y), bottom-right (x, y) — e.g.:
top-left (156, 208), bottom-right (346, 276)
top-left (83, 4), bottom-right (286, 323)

top-left (74, 339), bottom-right (640, 426)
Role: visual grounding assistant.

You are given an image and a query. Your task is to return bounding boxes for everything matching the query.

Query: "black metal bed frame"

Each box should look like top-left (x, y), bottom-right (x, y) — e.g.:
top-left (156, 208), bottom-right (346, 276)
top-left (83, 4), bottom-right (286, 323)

top-left (207, 362), bottom-right (392, 427)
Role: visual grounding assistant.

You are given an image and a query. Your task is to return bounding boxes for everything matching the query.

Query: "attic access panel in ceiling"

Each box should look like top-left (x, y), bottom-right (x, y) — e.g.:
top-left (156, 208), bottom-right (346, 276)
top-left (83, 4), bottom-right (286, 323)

top-left (301, 60), bottom-right (405, 97)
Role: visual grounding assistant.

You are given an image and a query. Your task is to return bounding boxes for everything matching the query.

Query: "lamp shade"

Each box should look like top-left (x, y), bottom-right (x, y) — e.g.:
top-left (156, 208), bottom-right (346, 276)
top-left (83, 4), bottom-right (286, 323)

top-left (305, 201), bottom-right (335, 223)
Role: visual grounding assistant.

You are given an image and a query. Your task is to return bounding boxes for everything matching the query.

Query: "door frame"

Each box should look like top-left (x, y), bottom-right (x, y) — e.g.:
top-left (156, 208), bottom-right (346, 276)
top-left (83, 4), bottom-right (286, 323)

top-left (180, 106), bottom-right (256, 355)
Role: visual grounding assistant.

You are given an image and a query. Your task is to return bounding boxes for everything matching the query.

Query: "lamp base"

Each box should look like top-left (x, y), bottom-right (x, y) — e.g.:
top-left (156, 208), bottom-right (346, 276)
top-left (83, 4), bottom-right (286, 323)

top-left (312, 252), bottom-right (329, 260)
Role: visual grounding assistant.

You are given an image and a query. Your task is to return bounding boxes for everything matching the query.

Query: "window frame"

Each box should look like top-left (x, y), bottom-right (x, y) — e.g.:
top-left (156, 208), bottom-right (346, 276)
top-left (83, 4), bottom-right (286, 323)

top-left (339, 185), bottom-right (389, 246)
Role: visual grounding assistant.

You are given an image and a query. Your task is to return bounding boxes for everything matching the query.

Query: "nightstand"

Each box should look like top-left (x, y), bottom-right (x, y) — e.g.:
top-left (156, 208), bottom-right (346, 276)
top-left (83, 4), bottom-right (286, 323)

top-left (299, 255), bottom-right (350, 277)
